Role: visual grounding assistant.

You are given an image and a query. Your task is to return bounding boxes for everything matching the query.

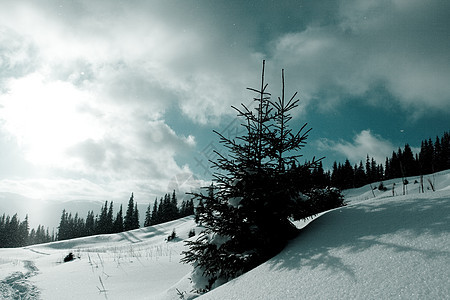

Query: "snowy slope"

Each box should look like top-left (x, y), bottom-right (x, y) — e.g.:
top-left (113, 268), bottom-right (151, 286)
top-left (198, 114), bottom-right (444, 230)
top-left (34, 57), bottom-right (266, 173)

top-left (199, 172), bottom-right (450, 299)
top-left (342, 170), bottom-right (450, 204)
top-left (1, 217), bottom-right (199, 300)
top-left (1, 171), bottom-right (449, 299)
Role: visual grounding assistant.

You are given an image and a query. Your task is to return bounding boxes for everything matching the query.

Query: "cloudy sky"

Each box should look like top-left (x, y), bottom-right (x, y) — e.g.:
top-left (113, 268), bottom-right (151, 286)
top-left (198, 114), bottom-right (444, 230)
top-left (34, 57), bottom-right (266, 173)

top-left (1, 0), bottom-right (449, 206)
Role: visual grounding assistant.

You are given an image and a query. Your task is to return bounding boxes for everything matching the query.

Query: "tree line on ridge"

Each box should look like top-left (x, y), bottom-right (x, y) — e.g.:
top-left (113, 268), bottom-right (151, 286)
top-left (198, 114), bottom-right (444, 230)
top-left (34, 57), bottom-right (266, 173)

top-left (307, 131), bottom-right (449, 190)
top-left (1, 190), bottom-right (194, 247)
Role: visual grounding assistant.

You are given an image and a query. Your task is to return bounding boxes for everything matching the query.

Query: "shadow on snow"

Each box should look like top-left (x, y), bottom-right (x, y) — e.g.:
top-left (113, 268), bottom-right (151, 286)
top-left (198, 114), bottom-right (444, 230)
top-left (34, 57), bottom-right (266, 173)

top-left (268, 192), bottom-right (450, 281)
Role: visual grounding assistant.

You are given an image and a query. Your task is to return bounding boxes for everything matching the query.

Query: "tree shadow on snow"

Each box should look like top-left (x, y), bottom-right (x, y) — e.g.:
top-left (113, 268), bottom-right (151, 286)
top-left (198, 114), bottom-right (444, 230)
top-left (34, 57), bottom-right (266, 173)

top-left (268, 193), bottom-right (450, 281)
top-left (117, 226), bottom-right (167, 243)
top-left (117, 231), bottom-right (143, 243)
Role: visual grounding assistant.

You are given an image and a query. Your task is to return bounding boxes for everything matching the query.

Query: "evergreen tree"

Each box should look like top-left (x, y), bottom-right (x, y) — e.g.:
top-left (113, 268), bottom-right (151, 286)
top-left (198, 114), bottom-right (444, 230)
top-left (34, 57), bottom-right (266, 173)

top-left (0, 214), bottom-right (20, 247)
top-left (1, 213), bottom-right (55, 247)
top-left (66, 213), bottom-right (74, 238)
top-left (384, 157), bottom-right (391, 179)
top-left (370, 158), bottom-right (379, 181)
top-left (331, 161), bottom-right (339, 187)
top-left (58, 209), bottom-right (69, 241)
top-left (9, 214), bottom-right (20, 247)
top-left (97, 201), bottom-right (109, 234)
top-left (28, 228), bottom-right (36, 245)
top-left (144, 203), bottom-right (152, 227)
top-left (419, 139), bottom-right (434, 174)
top-left (157, 198), bottom-right (164, 223)
top-left (185, 199), bottom-right (195, 216)
top-left (132, 203), bottom-right (140, 229)
top-left (354, 161), bottom-right (366, 187)
top-left (85, 210), bottom-right (95, 236)
top-left (36, 225), bottom-right (46, 244)
top-left (179, 200), bottom-right (187, 217)
top-left (72, 213), bottom-right (83, 238)
top-left (163, 193), bottom-right (171, 222)
top-left (106, 201), bottom-right (114, 233)
top-left (342, 159), bottom-right (354, 188)
top-left (150, 199), bottom-right (158, 225)
top-left (195, 194), bottom-right (206, 224)
top-left (402, 144), bottom-right (416, 176)
top-left (377, 164), bottom-right (384, 180)
top-left (312, 131), bottom-right (450, 191)
top-left (182, 62), bottom-right (324, 291)
top-left (180, 198), bottom-right (195, 217)
top-left (0, 214), bottom-right (5, 246)
top-left (390, 151), bottom-right (401, 179)
top-left (18, 215), bottom-right (29, 246)
top-left (311, 161), bottom-right (328, 188)
top-left (113, 205), bottom-right (124, 233)
top-left (170, 190), bottom-right (179, 219)
top-left (365, 155), bottom-right (372, 183)
top-left (441, 132), bottom-right (450, 170)
top-left (124, 193), bottom-right (135, 231)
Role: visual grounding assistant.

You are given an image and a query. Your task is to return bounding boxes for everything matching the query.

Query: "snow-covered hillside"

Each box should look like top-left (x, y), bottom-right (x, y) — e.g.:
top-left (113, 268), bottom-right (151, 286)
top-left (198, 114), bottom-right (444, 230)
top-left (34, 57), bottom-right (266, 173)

top-left (1, 217), bottom-right (198, 299)
top-left (1, 171), bottom-right (449, 299)
top-left (200, 171), bottom-right (450, 299)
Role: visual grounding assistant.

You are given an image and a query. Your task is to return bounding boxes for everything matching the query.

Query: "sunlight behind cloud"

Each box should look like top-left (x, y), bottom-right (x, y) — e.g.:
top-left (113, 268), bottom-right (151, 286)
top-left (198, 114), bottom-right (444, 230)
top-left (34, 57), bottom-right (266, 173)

top-left (0, 0), bottom-right (448, 205)
top-left (0, 73), bottom-right (102, 168)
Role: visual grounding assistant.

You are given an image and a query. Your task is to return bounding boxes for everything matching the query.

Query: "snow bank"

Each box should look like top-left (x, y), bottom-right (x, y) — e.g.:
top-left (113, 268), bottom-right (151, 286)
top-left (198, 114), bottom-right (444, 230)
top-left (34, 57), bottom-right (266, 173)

top-left (199, 188), bottom-right (450, 299)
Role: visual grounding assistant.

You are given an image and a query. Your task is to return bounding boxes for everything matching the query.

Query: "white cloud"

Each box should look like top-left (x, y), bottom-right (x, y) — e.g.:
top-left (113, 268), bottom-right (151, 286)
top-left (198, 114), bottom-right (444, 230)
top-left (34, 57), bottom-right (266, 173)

top-left (1, 0), bottom-right (448, 204)
top-left (270, 0), bottom-right (450, 114)
top-left (0, 65), bottom-right (199, 198)
top-left (1, 1), bottom-right (251, 200)
top-left (317, 130), bottom-right (395, 164)
top-left (0, 1), bottom-right (261, 123)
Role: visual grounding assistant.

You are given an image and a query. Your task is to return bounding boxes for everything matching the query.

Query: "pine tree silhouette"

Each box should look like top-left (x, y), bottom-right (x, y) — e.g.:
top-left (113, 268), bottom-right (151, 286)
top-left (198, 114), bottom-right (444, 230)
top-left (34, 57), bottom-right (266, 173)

top-left (182, 61), bottom-right (323, 291)
top-left (124, 193), bottom-right (135, 231)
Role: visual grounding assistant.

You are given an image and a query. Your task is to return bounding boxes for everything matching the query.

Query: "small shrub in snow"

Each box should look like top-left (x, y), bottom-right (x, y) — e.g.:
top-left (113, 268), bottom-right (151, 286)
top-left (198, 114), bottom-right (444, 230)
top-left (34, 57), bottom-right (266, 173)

top-left (63, 252), bottom-right (75, 262)
top-left (188, 229), bottom-right (196, 238)
top-left (167, 229), bottom-right (177, 241)
top-left (378, 182), bottom-right (388, 191)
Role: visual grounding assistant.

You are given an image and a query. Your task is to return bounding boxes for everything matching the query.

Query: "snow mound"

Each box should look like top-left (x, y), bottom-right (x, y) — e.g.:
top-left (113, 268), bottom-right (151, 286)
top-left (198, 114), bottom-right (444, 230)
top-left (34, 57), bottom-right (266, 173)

top-left (199, 185), bottom-right (450, 299)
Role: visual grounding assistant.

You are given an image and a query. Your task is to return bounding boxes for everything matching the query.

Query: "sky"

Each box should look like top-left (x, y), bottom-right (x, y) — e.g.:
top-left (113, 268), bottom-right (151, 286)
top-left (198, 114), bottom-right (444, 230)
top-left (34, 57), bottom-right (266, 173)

top-left (0, 0), bottom-right (449, 207)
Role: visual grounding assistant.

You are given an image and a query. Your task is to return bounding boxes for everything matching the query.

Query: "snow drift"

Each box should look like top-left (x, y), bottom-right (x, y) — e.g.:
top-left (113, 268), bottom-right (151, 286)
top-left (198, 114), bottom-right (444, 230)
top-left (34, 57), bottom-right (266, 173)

top-left (1, 171), bottom-right (449, 299)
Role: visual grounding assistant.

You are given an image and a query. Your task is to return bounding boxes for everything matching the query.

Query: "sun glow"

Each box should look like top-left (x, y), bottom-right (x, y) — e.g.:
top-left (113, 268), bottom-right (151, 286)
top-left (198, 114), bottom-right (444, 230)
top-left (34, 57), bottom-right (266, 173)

top-left (0, 73), bottom-right (103, 168)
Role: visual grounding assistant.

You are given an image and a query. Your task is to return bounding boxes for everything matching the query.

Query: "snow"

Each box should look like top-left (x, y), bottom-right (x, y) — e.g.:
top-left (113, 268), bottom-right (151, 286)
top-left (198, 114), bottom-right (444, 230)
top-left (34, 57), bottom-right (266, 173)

top-left (199, 171), bottom-right (450, 299)
top-left (1, 171), bottom-right (450, 299)
top-left (1, 217), bottom-right (198, 299)
top-left (228, 197), bottom-right (242, 208)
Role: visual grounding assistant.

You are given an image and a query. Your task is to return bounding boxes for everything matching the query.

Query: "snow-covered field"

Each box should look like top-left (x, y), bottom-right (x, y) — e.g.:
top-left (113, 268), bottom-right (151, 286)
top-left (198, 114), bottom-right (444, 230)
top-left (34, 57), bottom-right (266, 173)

top-left (1, 171), bottom-right (449, 299)
top-left (0, 217), bottom-right (197, 299)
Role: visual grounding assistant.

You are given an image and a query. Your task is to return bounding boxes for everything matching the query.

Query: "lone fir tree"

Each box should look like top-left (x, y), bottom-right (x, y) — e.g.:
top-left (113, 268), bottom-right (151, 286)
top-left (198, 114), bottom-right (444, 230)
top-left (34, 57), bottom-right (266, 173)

top-left (124, 193), bottom-right (135, 231)
top-left (182, 61), bottom-right (322, 292)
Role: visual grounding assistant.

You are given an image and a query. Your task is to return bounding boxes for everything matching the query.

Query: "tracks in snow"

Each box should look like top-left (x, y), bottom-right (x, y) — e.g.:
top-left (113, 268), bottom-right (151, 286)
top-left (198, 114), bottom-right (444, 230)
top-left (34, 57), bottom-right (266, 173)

top-left (0, 260), bottom-right (40, 299)
top-left (24, 248), bottom-right (50, 256)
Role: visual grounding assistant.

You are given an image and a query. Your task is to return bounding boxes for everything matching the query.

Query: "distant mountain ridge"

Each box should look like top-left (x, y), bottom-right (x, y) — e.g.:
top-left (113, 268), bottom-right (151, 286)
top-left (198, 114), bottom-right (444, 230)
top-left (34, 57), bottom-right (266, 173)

top-left (0, 193), bottom-right (104, 230)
